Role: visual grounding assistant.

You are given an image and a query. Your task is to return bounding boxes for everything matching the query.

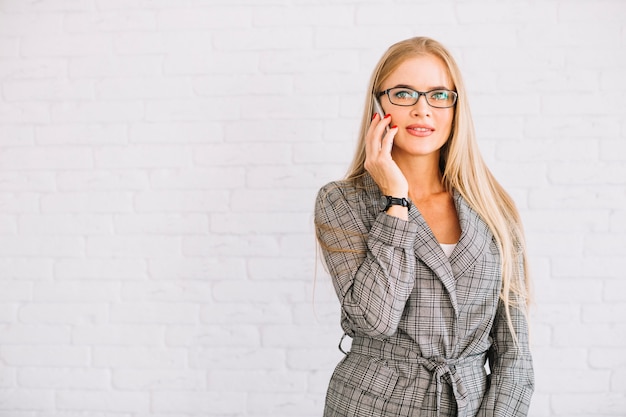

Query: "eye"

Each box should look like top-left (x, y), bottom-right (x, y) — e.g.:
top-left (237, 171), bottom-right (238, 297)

top-left (393, 89), bottom-right (416, 100)
top-left (429, 90), bottom-right (450, 101)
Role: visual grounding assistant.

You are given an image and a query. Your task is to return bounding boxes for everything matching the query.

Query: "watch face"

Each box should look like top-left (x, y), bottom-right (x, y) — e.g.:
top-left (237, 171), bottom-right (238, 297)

top-left (379, 195), bottom-right (388, 208)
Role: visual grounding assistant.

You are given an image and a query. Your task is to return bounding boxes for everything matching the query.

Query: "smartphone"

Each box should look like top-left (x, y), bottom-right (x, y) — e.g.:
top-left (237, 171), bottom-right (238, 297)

top-left (372, 94), bottom-right (390, 134)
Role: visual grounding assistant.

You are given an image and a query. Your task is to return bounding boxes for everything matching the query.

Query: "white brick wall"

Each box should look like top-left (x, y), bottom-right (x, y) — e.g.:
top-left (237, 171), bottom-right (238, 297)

top-left (0, 1), bottom-right (624, 416)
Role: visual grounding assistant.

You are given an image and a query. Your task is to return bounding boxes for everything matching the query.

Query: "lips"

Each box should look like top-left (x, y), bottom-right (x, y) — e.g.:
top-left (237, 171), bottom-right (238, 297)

top-left (406, 124), bottom-right (435, 137)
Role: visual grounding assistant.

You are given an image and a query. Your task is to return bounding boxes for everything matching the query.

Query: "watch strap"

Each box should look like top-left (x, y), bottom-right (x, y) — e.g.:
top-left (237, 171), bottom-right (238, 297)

top-left (382, 195), bottom-right (411, 212)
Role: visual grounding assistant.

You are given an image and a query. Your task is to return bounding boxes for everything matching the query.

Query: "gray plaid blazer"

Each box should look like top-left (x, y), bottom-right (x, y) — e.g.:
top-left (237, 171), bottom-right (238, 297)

top-left (315, 174), bottom-right (534, 417)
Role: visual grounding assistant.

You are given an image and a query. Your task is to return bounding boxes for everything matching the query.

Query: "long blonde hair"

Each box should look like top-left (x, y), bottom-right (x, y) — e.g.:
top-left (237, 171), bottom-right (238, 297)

top-left (345, 36), bottom-right (531, 343)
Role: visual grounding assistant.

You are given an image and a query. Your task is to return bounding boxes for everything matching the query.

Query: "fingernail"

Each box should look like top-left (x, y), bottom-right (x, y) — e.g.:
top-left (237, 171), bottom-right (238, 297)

top-left (391, 125), bottom-right (397, 129)
top-left (384, 114), bottom-right (391, 119)
top-left (372, 113), bottom-right (377, 120)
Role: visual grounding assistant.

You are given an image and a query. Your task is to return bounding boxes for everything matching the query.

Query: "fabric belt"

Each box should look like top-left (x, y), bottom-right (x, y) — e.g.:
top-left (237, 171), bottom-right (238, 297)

top-left (349, 336), bottom-right (486, 417)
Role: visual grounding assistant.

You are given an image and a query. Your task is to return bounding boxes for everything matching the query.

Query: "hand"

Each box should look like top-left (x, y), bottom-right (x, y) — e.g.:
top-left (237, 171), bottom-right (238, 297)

top-left (364, 114), bottom-right (409, 199)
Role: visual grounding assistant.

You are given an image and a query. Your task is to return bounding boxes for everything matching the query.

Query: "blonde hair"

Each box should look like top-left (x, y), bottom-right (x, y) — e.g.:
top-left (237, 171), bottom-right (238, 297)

top-left (344, 36), bottom-right (531, 344)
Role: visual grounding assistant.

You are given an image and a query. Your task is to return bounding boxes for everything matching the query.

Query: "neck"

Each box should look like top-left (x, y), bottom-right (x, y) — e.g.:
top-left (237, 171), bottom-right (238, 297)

top-left (393, 150), bottom-right (445, 201)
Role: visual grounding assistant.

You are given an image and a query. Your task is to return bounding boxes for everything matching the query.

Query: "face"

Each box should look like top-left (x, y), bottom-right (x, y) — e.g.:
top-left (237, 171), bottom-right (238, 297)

top-left (378, 54), bottom-right (455, 162)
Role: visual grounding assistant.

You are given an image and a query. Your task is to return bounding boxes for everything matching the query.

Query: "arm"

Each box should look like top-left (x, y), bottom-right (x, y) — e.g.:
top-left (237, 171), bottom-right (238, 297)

top-left (315, 183), bottom-right (418, 338)
top-left (478, 296), bottom-right (535, 416)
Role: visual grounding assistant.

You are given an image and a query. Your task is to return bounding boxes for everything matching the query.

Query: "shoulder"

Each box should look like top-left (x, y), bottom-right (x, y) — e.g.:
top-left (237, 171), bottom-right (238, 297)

top-left (316, 175), bottom-right (379, 210)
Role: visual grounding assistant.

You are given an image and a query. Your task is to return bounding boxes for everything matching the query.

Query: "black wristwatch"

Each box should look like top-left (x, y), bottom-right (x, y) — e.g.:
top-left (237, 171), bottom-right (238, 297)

top-left (380, 195), bottom-right (411, 212)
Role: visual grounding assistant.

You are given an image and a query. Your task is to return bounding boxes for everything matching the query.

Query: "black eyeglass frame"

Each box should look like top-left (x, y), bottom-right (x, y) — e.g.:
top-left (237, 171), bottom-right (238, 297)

top-left (377, 87), bottom-right (458, 109)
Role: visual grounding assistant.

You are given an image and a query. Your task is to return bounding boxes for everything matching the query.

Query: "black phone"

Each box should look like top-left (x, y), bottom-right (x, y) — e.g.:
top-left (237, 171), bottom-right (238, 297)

top-left (372, 94), bottom-right (390, 134)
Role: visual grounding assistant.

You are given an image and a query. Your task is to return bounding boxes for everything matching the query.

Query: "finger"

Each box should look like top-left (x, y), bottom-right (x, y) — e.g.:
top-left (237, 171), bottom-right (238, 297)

top-left (381, 125), bottom-right (398, 155)
top-left (365, 113), bottom-right (380, 156)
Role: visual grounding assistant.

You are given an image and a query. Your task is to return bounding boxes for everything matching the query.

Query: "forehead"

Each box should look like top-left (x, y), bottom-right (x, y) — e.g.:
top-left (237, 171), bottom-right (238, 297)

top-left (383, 54), bottom-right (453, 90)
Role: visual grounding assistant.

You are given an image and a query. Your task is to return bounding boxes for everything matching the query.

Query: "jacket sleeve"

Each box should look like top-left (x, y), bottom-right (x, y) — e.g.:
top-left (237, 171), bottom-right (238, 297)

top-left (478, 294), bottom-right (535, 416)
top-left (314, 182), bottom-right (418, 338)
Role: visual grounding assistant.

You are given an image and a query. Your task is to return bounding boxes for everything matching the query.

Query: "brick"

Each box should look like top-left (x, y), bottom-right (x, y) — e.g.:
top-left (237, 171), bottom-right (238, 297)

top-left (0, 102), bottom-right (50, 123)
top-left (260, 50), bottom-right (359, 74)
top-left (33, 282), bottom-right (119, 302)
top-left (73, 325), bottom-right (163, 346)
top-left (610, 210), bottom-right (626, 232)
top-left (70, 55), bottom-right (162, 77)
top-left (93, 347), bottom-right (186, 369)
top-left (0, 346), bottom-right (89, 367)
top-left (525, 116), bottom-right (621, 139)
top-left (0, 259), bottom-right (53, 280)
top-left (553, 256), bottom-right (626, 279)
top-left (0, 147), bottom-right (92, 170)
top-left (590, 348), bottom-right (626, 368)
top-left (19, 214), bottom-right (112, 235)
top-left (3, 79), bottom-right (93, 101)
top-left (0, 125), bottom-right (35, 146)
top-left (65, 10), bottom-right (157, 32)
top-left (0, 389), bottom-right (55, 411)
top-left (230, 188), bottom-right (317, 213)
top-left (130, 122), bottom-right (223, 144)
top-left (200, 302), bottom-right (292, 325)
top-left (41, 192), bottom-right (133, 213)
top-left (554, 324), bottom-right (626, 348)
top-left (114, 214), bottom-right (208, 235)
top-left (150, 167), bottom-right (245, 189)
top-left (214, 28), bottom-right (313, 51)
top-left (113, 369), bottom-right (206, 390)
top-left (529, 186), bottom-right (626, 210)
top-left (0, 57), bottom-right (66, 79)
top-left (208, 369), bottom-right (307, 392)
top-left (211, 213), bottom-right (311, 234)
top-left (496, 139), bottom-right (598, 162)
top-left (225, 118), bottom-right (325, 144)
top-left (552, 393), bottom-right (626, 415)
top-left (0, 37), bottom-right (18, 57)
top-left (86, 236), bottom-right (181, 258)
top-left (182, 235), bottom-right (281, 258)
top-left (134, 190), bottom-right (229, 213)
top-left (522, 209), bottom-right (609, 232)
top-left (56, 390), bottom-right (149, 413)
top-left (145, 98), bottom-right (239, 122)
top-left (114, 31), bottom-right (212, 55)
top-left (56, 170), bottom-right (149, 191)
top-left (583, 303), bottom-right (626, 324)
top-left (121, 281), bottom-right (212, 302)
top-left (0, 13), bottom-right (62, 36)
top-left (247, 257), bottom-right (316, 280)
top-left (152, 391), bottom-right (245, 415)
top-left (94, 145), bottom-right (188, 168)
top-left (246, 165), bottom-right (344, 189)
top-left (110, 302), bottom-right (199, 324)
top-left (189, 347), bottom-right (285, 371)
top-left (0, 236), bottom-right (84, 257)
top-left (165, 324), bottom-right (260, 347)
top-left (158, 7), bottom-right (251, 29)
top-left (36, 124), bottom-right (128, 145)
top-left (164, 51), bottom-right (260, 75)
top-left (0, 324), bottom-right (70, 344)
top-left (247, 392), bottom-right (323, 416)
top-left (95, 77), bottom-right (192, 99)
top-left (51, 101), bottom-right (144, 123)
top-left (18, 368), bottom-right (110, 389)
top-left (147, 257), bottom-right (246, 281)
top-left (254, 5), bottom-right (352, 26)
top-left (21, 34), bottom-right (112, 57)
top-left (601, 139), bottom-right (626, 161)
top-left (19, 303), bottom-right (108, 325)
top-left (193, 143), bottom-right (291, 167)
top-left (455, 2), bottom-right (557, 23)
top-left (212, 280), bottom-right (306, 303)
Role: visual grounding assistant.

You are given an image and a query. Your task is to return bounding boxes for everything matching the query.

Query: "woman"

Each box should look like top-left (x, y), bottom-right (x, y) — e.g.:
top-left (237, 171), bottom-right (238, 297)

top-left (314, 37), bottom-right (534, 417)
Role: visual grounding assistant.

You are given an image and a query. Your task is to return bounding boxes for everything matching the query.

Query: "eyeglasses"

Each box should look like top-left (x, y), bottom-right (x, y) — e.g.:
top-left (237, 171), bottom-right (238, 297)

top-left (378, 87), bottom-right (458, 108)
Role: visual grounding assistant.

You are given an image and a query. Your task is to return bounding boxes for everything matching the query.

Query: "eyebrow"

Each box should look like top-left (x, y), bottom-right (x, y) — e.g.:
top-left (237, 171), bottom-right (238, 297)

top-left (391, 84), bottom-right (451, 91)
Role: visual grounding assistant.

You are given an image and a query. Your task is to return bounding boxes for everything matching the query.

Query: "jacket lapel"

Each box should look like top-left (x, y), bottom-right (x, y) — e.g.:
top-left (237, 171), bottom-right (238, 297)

top-left (450, 190), bottom-right (491, 280)
top-left (362, 174), bottom-right (492, 315)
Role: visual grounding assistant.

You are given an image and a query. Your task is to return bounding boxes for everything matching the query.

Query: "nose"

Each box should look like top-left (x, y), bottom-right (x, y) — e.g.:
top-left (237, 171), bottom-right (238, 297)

top-left (411, 93), bottom-right (432, 117)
